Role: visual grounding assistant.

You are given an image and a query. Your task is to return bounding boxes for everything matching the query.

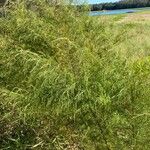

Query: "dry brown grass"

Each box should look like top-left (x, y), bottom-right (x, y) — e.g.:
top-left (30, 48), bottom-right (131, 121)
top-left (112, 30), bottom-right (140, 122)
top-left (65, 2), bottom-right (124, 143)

top-left (118, 13), bottom-right (150, 23)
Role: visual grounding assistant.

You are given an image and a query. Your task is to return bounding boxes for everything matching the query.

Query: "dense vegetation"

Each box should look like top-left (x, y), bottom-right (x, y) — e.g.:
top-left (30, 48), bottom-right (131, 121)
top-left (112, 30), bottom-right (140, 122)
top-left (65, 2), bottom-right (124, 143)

top-left (91, 0), bottom-right (150, 11)
top-left (0, 0), bottom-right (150, 149)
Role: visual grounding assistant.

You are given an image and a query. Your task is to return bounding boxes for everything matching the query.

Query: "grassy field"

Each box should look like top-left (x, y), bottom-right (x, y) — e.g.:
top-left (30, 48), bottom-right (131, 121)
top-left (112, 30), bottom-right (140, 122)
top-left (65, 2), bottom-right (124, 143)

top-left (0, 1), bottom-right (150, 149)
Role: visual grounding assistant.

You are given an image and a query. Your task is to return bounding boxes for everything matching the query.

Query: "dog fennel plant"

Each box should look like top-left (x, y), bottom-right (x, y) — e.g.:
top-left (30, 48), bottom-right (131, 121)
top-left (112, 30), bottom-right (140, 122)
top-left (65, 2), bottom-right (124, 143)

top-left (0, 0), bottom-right (150, 149)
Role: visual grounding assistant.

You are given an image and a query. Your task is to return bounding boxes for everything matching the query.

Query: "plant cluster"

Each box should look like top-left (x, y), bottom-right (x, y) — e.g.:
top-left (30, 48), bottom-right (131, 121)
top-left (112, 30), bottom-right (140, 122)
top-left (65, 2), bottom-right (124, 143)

top-left (0, 0), bottom-right (150, 149)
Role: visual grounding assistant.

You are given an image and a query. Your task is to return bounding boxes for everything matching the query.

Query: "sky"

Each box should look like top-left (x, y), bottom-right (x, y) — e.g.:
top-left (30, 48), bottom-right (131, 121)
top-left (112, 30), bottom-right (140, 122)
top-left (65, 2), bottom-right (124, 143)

top-left (88, 0), bottom-right (119, 4)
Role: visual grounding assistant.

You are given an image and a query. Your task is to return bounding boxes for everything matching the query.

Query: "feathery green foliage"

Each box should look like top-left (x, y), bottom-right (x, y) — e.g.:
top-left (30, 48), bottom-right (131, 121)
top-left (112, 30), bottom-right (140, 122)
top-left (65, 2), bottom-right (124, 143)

top-left (0, 1), bottom-right (150, 149)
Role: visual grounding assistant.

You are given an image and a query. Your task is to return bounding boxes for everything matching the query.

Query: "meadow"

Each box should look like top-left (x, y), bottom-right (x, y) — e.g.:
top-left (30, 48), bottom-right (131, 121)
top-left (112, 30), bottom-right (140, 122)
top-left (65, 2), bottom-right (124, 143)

top-left (0, 1), bottom-right (150, 149)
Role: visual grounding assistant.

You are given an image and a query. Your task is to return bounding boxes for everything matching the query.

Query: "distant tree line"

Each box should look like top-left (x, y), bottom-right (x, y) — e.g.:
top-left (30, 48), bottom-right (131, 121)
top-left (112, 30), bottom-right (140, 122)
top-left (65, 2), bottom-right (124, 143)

top-left (91, 0), bottom-right (150, 11)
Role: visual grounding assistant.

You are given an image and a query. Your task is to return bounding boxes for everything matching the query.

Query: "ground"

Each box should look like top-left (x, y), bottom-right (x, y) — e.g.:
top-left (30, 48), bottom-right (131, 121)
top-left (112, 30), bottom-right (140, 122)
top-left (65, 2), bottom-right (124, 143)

top-left (118, 13), bottom-right (150, 23)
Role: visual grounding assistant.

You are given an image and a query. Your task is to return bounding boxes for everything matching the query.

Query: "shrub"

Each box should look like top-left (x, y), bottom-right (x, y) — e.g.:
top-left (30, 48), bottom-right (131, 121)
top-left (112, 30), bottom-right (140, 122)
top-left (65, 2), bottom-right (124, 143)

top-left (0, 1), bottom-right (150, 149)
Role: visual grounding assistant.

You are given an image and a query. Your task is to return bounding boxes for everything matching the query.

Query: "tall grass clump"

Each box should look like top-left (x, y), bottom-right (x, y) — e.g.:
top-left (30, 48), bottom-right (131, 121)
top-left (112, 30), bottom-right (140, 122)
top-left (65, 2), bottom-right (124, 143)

top-left (0, 0), bottom-right (150, 149)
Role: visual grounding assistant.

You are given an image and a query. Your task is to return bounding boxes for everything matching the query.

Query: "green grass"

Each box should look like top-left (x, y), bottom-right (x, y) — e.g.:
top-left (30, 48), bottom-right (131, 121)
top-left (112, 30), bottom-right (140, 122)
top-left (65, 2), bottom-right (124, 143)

top-left (0, 1), bottom-right (150, 149)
